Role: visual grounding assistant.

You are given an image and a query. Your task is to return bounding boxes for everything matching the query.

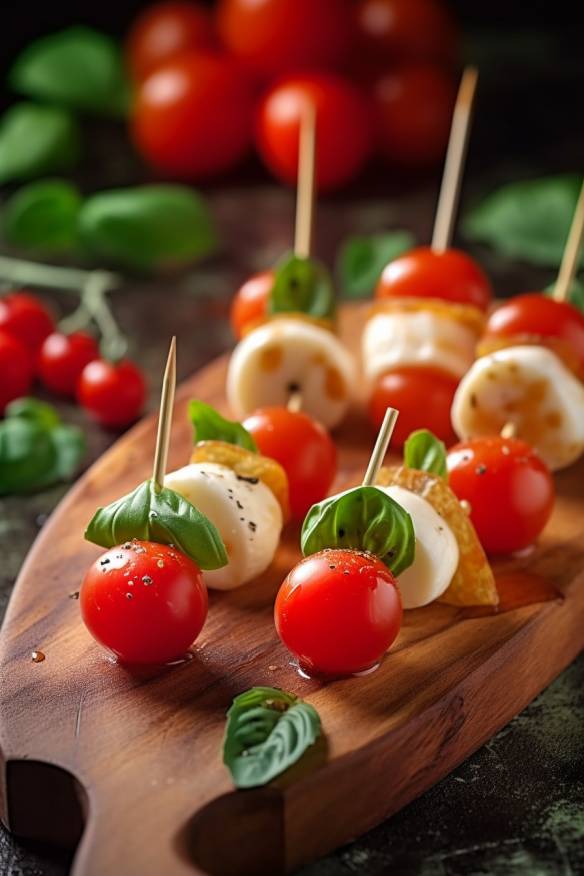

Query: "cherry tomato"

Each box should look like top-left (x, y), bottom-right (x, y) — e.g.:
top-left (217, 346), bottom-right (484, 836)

top-left (447, 436), bottom-right (555, 555)
top-left (0, 330), bottom-right (34, 414)
top-left (132, 52), bottom-right (255, 179)
top-left (217, 0), bottom-right (352, 79)
top-left (0, 291), bottom-right (55, 353)
top-left (77, 359), bottom-right (146, 429)
top-left (375, 246), bottom-right (492, 312)
top-left (369, 367), bottom-right (458, 447)
top-left (243, 407), bottom-right (337, 519)
top-left (256, 73), bottom-right (373, 192)
top-left (127, 1), bottom-right (216, 81)
top-left (275, 548), bottom-right (402, 676)
top-left (80, 540), bottom-right (208, 664)
top-left (230, 270), bottom-right (274, 339)
top-left (38, 331), bottom-right (99, 397)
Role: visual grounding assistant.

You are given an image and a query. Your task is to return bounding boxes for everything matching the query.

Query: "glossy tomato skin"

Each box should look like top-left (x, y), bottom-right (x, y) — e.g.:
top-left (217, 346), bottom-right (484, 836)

top-left (375, 246), bottom-right (492, 311)
top-left (38, 331), bottom-right (100, 397)
top-left (369, 367), bottom-right (458, 447)
top-left (0, 291), bottom-right (55, 353)
top-left (77, 359), bottom-right (146, 429)
top-left (132, 52), bottom-right (255, 179)
top-left (128, 1), bottom-right (216, 81)
top-left (256, 73), bottom-right (373, 192)
top-left (0, 330), bottom-right (34, 414)
top-left (80, 540), bottom-right (208, 664)
top-left (230, 270), bottom-right (274, 339)
top-left (275, 549), bottom-right (402, 677)
top-left (447, 437), bottom-right (555, 555)
top-left (243, 407), bottom-right (337, 519)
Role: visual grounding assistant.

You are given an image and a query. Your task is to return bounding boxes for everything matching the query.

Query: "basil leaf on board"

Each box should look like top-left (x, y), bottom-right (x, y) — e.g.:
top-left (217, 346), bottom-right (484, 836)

top-left (78, 185), bottom-right (217, 271)
top-left (3, 179), bottom-right (82, 254)
top-left (544, 279), bottom-right (584, 313)
top-left (463, 175), bottom-right (584, 268)
top-left (301, 486), bottom-right (415, 576)
top-left (403, 429), bottom-right (447, 480)
top-left (223, 687), bottom-right (321, 789)
top-left (269, 253), bottom-right (336, 321)
top-left (188, 400), bottom-right (257, 451)
top-left (336, 230), bottom-right (415, 299)
top-left (9, 27), bottom-right (130, 117)
top-left (0, 103), bottom-right (80, 185)
top-left (5, 397), bottom-right (61, 430)
top-left (49, 426), bottom-right (87, 480)
top-left (85, 479), bottom-right (228, 570)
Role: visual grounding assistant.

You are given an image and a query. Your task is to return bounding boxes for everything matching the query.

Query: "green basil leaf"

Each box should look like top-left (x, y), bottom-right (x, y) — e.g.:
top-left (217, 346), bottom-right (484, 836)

top-left (78, 185), bottom-right (217, 271)
top-left (85, 479), bottom-right (228, 570)
top-left (544, 279), bottom-right (584, 313)
top-left (223, 687), bottom-right (321, 789)
top-left (301, 486), bottom-right (415, 576)
top-left (188, 400), bottom-right (257, 451)
top-left (0, 419), bottom-right (57, 495)
top-left (9, 27), bottom-right (130, 117)
top-left (336, 230), bottom-right (415, 299)
top-left (0, 103), bottom-right (80, 185)
top-left (269, 253), bottom-right (335, 320)
top-left (5, 397), bottom-right (61, 430)
top-left (463, 175), bottom-right (584, 268)
top-left (403, 429), bottom-right (447, 480)
top-left (49, 425), bottom-right (87, 480)
top-left (3, 179), bottom-right (82, 254)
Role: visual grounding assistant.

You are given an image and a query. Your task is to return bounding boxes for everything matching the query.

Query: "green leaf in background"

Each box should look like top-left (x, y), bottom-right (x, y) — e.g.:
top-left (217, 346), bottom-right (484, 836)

top-left (223, 687), bottom-right (321, 789)
top-left (85, 479), bottom-right (228, 570)
top-left (9, 26), bottom-right (130, 117)
top-left (188, 400), bottom-right (257, 452)
top-left (0, 103), bottom-right (80, 185)
top-left (544, 278), bottom-right (584, 313)
top-left (2, 179), bottom-right (82, 254)
top-left (336, 230), bottom-right (415, 299)
top-left (463, 175), bottom-right (584, 268)
top-left (5, 397), bottom-right (61, 430)
top-left (403, 429), bottom-right (447, 480)
top-left (78, 185), bottom-right (217, 271)
top-left (301, 486), bottom-right (415, 576)
top-left (270, 253), bottom-right (336, 321)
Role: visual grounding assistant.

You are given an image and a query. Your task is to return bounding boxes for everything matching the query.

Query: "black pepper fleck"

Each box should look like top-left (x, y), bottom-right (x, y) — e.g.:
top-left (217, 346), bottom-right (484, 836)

top-left (476, 464), bottom-right (487, 475)
top-left (248, 521), bottom-right (257, 532)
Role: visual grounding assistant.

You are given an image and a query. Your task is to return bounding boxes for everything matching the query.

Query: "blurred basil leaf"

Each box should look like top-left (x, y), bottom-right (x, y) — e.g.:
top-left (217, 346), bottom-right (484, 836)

top-left (0, 103), bottom-right (80, 184)
top-left (3, 179), bottom-right (82, 253)
top-left (5, 397), bottom-right (61, 430)
top-left (270, 253), bottom-right (336, 320)
top-left (189, 400), bottom-right (257, 451)
top-left (337, 230), bottom-right (415, 299)
top-left (403, 429), bottom-right (447, 480)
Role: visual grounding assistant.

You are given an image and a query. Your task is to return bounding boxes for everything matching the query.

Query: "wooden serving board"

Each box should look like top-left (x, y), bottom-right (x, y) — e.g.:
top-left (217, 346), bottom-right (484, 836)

top-left (1, 305), bottom-right (584, 876)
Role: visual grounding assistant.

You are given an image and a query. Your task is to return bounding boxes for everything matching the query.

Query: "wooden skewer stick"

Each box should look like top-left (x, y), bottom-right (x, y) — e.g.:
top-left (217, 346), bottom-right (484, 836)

top-left (294, 101), bottom-right (317, 259)
top-left (554, 178), bottom-right (584, 303)
top-left (500, 422), bottom-right (517, 439)
top-left (431, 67), bottom-right (479, 254)
top-left (152, 337), bottom-right (177, 490)
top-left (362, 407), bottom-right (399, 487)
top-left (287, 387), bottom-right (303, 413)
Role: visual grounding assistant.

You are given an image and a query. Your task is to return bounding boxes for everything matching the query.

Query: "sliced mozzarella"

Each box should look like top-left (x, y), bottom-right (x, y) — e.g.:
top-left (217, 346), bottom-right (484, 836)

top-left (451, 345), bottom-right (584, 471)
top-left (164, 462), bottom-right (282, 590)
top-left (226, 318), bottom-right (356, 430)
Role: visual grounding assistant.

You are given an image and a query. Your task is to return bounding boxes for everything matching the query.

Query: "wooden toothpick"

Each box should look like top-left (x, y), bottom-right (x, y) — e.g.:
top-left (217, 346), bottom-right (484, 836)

top-left (152, 337), bottom-right (177, 490)
top-left (362, 407), bottom-right (399, 487)
top-left (553, 178), bottom-right (584, 303)
top-left (287, 388), bottom-right (303, 413)
top-left (431, 67), bottom-right (479, 254)
top-left (294, 101), bottom-right (317, 259)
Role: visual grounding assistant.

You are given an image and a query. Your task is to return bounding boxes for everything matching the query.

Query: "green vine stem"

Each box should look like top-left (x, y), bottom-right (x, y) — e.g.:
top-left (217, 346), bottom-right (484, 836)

top-left (82, 274), bottom-right (128, 361)
top-left (0, 255), bottom-right (119, 293)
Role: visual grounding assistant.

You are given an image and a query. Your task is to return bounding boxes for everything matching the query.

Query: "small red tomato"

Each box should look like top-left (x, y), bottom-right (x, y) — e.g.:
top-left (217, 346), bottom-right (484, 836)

top-left (0, 291), bottom-right (55, 353)
top-left (80, 540), bottom-right (208, 664)
top-left (375, 246), bottom-right (492, 312)
top-left (132, 52), bottom-right (255, 179)
top-left (77, 359), bottom-right (146, 429)
top-left (230, 270), bottom-right (274, 339)
top-left (256, 73), bottom-right (373, 192)
top-left (447, 436), bottom-right (555, 555)
top-left (275, 548), bottom-right (402, 677)
top-left (38, 331), bottom-right (100, 397)
top-left (0, 330), bottom-right (34, 414)
top-left (243, 407), bottom-right (337, 519)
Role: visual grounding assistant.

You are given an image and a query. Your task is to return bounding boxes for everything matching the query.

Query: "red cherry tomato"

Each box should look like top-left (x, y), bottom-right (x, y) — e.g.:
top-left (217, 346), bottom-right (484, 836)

top-left (0, 291), bottom-right (55, 353)
top-left (0, 330), bottom-right (34, 414)
top-left (375, 246), bottom-right (492, 312)
top-left (256, 74), bottom-right (373, 192)
top-left (127, 1), bottom-right (216, 81)
top-left (38, 331), bottom-right (99, 397)
top-left (217, 0), bottom-right (352, 80)
top-left (275, 548), bottom-right (402, 676)
top-left (242, 407), bottom-right (337, 519)
top-left (132, 52), bottom-right (255, 179)
top-left (80, 540), bottom-right (208, 664)
top-left (230, 270), bottom-right (274, 339)
top-left (447, 436), bottom-right (555, 555)
top-left (369, 367), bottom-right (458, 447)
top-left (77, 359), bottom-right (146, 429)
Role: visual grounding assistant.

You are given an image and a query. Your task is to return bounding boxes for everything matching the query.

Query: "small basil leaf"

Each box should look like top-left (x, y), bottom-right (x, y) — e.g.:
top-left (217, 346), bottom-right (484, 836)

top-left (49, 425), bottom-right (87, 480)
top-left (0, 419), bottom-right (57, 496)
top-left (403, 429), bottom-right (447, 480)
top-left (78, 185), bottom-right (217, 271)
top-left (0, 104), bottom-right (80, 185)
top-left (223, 687), bottom-right (321, 789)
top-left (188, 400), bottom-right (257, 451)
top-left (270, 253), bottom-right (335, 320)
top-left (544, 279), bottom-right (584, 313)
top-left (5, 397), bottom-right (61, 430)
top-left (85, 479), bottom-right (228, 570)
top-left (301, 486), bottom-right (415, 576)
top-left (336, 230), bottom-right (415, 299)
top-left (3, 179), bottom-right (82, 254)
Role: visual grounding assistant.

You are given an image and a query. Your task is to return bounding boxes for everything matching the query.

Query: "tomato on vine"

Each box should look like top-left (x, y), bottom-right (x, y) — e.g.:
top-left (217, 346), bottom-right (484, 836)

top-left (0, 330), bottom-right (34, 414)
top-left (0, 291), bottom-right (55, 353)
top-left (77, 359), bottom-right (147, 429)
top-left (38, 331), bottom-right (99, 397)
